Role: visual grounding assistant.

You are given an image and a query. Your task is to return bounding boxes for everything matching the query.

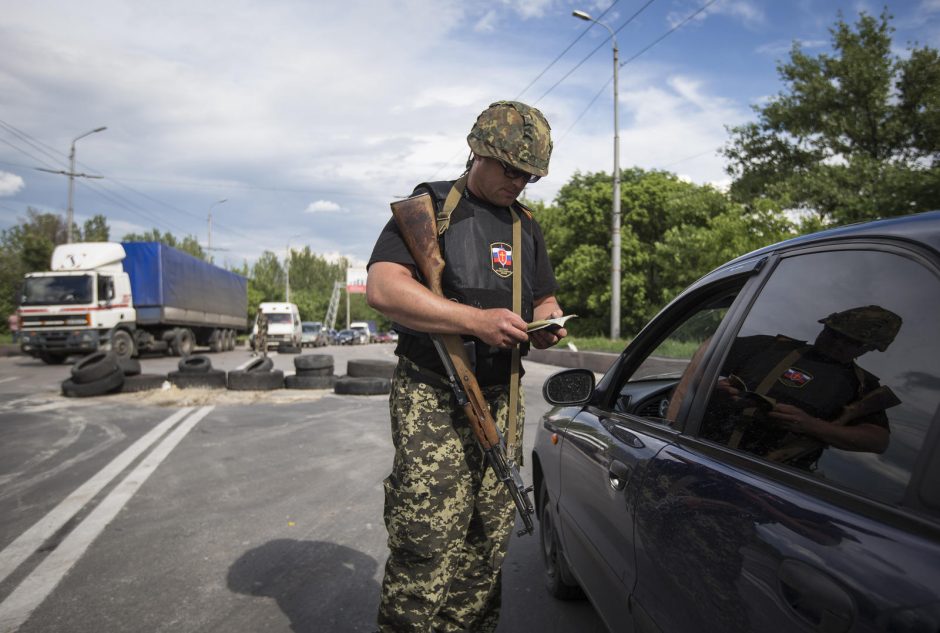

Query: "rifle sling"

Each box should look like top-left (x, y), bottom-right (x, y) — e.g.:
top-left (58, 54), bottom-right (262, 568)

top-left (507, 207), bottom-right (522, 463)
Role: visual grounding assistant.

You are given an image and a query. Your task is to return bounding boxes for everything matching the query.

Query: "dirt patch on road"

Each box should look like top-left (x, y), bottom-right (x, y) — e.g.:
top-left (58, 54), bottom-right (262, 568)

top-left (109, 383), bottom-right (332, 407)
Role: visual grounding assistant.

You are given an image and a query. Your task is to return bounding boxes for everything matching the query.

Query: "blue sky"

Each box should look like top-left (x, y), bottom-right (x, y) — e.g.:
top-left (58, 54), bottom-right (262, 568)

top-left (1, 0), bottom-right (937, 269)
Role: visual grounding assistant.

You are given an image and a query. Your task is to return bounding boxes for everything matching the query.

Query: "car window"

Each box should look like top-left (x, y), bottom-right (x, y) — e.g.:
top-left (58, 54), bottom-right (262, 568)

top-left (700, 248), bottom-right (940, 508)
top-left (613, 289), bottom-right (741, 425)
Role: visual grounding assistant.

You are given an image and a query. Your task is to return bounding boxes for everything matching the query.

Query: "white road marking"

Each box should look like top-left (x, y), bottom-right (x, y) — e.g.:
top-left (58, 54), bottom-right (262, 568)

top-left (0, 377), bottom-right (19, 384)
top-left (0, 405), bottom-right (214, 633)
top-left (0, 407), bottom-right (192, 587)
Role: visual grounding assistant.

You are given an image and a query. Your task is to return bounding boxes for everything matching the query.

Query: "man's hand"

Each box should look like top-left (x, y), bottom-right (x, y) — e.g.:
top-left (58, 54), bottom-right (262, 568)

top-left (529, 310), bottom-right (567, 349)
top-left (473, 308), bottom-right (529, 349)
top-left (768, 403), bottom-right (820, 433)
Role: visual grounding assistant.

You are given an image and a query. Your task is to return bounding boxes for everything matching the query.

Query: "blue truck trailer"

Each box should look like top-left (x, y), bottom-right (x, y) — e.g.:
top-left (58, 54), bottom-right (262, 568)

top-left (18, 241), bottom-right (248, 363)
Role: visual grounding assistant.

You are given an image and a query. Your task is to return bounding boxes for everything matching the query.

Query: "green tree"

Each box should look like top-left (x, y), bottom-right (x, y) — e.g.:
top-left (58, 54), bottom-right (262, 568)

top-left (538, 169), bottom-right (742, 336)
top-left (80, 214), bottom-right (110, 241)
top-left (723, 10), bottom-right (940, 223)
top-left (122, 228), bottom-right (206, 260)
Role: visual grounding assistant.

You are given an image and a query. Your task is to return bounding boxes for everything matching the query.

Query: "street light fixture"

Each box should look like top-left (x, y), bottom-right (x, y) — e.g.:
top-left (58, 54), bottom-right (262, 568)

top-left (573, 9), bottom-right (621, 339)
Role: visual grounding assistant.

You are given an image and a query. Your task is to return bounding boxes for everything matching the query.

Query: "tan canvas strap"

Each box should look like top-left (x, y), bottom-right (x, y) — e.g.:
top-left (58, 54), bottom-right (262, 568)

top-left (728, 346), bottom-right (809, 449)
top-left (507, 207), bottom-right (522, 463)
top-left (437, 176), bottom-right (467, 235)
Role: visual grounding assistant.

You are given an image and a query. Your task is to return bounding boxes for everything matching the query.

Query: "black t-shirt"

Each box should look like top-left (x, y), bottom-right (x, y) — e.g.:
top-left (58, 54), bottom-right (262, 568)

top-left (368, 182), bottom-right (559, 385)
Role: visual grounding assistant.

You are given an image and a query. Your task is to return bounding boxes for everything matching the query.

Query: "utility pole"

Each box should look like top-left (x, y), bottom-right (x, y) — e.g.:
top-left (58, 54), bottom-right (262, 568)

top-left (207, 198), bottom-right (227, 261)
top-left (37, 126), bottom-right (107, 243)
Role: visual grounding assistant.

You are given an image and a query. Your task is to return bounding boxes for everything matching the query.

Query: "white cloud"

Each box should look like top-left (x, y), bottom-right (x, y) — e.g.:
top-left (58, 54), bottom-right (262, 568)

top-left (0, 171), bottom-right (25, 196)
top-left (668, 0), bottom-right (765, 29)
top-left (305, 200), bottom-right (341, 214)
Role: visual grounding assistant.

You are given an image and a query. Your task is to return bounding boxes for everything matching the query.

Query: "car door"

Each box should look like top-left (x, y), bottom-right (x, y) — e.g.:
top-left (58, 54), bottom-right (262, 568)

top-left (630, 241), bottom-right (940, 633)
top-left (556, 269), bottom-right (758, 633)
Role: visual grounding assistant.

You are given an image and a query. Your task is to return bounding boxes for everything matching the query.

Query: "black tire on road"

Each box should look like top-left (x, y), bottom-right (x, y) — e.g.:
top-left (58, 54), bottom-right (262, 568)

top-left (120, 373), bottom-right (167, 393)
top-left (294, 354), bottom-right (334, 371)
top-left (118, 357), bottom-right (142, 376)
top-left (285, 374), bottom-right (336, 390)
top-left (168, 369), bottom-right (227, 389)
top-left (110, 329), bottom-right (135, 361)
top-left (62, 367), bottom-right (125, 398)
top-left (347, 359), bottom-right (397, 379)
top-left (71, 351), bottom-right (120, 384)
top-left (227, 369), bottom-right (285, 391)
top-left (295, 366), bottom-right (334, 377)
top-left (333, 376), bottom-right (391, 395)
top-left (538, 480), bottom-right (584, 600)
top-left (243, 357), bottom-right (274, 373)
top-left (178, 355), bottom-right (212, 373)
top-left (277, 342), bottom-right (302, 354)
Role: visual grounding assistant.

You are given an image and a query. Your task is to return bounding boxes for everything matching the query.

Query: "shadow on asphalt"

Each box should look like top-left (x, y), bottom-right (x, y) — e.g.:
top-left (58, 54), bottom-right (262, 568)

top-left (228, 539), bottom-right (380, 632)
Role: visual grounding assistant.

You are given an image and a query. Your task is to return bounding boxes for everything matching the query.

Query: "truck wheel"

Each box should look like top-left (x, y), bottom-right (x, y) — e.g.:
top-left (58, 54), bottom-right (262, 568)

top-left (225, 330), bottom-right (236, 351)
top-left (333, 376), bottom-right (390, 396)
top-left (71, 351), bottom-right (120, 384)
top-left (208, 330), bottom-right (223, 354)
top-left (227, 369), bottom-right (284, 391)
top-left (39, 352), bottom-right (69, 365)
top-left (347, 359), bottom-right (397, 379)
top-left (62, 367), bottom-right (125, 398)
top-left (285, 374), bottom-right (336, 390)
top-left (294, 354), bottom-right (333, 372)
top-left (171, 329), bottom-right (195, 357)
top-left (168, 369), bottom-right (227, 389)
top-left (110, 330), bottom-right (135, 361)
top-left (178, 355), bottom-right (212, 373)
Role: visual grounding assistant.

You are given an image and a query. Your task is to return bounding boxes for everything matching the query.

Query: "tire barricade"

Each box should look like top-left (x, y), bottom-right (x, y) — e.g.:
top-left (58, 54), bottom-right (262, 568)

top-left (63, 351), bottom-right (125, 398)
top-left (285, 354), bottom-right (335, 390)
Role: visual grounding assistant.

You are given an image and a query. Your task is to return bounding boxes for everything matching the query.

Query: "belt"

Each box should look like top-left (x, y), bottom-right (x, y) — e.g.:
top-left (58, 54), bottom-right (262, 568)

top-left (401, 361), bottom-right (451, 390)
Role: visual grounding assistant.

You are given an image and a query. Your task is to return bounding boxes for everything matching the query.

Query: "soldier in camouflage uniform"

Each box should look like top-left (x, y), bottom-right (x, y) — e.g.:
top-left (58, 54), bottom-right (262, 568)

top-left (367, 101), bottom-right (567, 632)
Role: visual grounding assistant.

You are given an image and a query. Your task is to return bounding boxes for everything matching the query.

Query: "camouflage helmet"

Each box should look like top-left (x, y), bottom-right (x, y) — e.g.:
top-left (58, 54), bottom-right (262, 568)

top-left (467, 101), bottom-right (553, 177)
top-left (819, 305), bottom-right (902, 352)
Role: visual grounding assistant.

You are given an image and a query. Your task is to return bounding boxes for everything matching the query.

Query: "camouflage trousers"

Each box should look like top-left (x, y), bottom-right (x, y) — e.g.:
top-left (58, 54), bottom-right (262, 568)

top-left (377, 358), bottom-right (524, 633)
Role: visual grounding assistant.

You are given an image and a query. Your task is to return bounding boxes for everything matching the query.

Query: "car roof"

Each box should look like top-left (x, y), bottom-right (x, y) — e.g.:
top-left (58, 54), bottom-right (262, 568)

top-left (726, 210), bottom-right (940, 268)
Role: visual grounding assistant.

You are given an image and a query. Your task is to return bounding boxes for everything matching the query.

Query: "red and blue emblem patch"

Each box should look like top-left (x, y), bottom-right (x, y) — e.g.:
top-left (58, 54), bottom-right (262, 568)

top-left (491, 242), bottom-right (513, 278)
top-left (779, 367), bottom-right (813, 388)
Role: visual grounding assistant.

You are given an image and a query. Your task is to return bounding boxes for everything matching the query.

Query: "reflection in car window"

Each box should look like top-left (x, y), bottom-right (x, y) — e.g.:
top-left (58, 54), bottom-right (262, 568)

top-left (615, 291), bottom-right (740, 424)
top-left (701, 249), bottom-right (940, 506)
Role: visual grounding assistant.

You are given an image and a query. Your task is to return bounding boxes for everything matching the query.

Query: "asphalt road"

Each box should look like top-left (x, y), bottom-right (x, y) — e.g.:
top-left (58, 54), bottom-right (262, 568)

top-left (0, 344), bottom-right (606, 633)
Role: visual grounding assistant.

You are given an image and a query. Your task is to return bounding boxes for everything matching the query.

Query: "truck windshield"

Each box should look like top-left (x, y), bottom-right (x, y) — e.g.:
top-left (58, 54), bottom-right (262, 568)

top-left (266, 313), bottom-right (292, 324)
top-left (21, 275), bottom-right (94, 306)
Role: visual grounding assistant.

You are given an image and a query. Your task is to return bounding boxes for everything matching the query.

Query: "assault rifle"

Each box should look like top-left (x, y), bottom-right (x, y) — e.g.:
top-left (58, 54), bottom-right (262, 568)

top-left (390, 192), bottom-right (535, 536)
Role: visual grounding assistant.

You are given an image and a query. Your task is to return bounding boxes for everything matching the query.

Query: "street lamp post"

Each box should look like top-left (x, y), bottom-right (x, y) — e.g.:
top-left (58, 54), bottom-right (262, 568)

top-left (207, 198), bottom-right (228, 257)
top-left (573, 10), bottom-right (621, 339)
top-left (67, 127), bottom-right (108, 243)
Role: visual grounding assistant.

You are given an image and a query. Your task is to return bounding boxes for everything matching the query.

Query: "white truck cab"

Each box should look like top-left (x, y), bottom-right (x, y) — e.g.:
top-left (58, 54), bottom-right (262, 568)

top-left (253, 302), bottom-right (302, 349)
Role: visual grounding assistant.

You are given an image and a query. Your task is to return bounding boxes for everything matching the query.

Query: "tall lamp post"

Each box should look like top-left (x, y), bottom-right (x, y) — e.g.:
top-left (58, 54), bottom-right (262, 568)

top-left (207, 198), bottom-right (228, 258)
top-left (573, 10), bottom-right (621, 339)
top-left (37, 126), bottom-right (108, 243)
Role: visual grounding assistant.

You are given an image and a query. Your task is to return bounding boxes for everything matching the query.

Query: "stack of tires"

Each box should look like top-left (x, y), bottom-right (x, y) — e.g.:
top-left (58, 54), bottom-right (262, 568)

top-left (334, 359), bottom-right (395, 396)
top-left (227, 357), bottom-right (284, 391)
top-left (62, 351), bottom-right (125, 397)
top-left (277, 341), bottom-right (302, 354)
top-left (168, 355), bottom-right (227, 389)
top-left (119, 357), bottom-right (168, 393)
top-left (285, 355), bottom-right (335, 390)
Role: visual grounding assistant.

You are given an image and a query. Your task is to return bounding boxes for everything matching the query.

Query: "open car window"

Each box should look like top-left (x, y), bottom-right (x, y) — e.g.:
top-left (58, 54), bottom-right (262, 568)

top-left (613, 289), bottom-right (742, 425)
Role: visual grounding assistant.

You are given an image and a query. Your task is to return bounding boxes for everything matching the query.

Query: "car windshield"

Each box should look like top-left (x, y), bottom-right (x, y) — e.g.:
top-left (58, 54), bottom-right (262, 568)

top-left (21, 275), bottom-right (94, 306)
top-left (265, 313), bottom-right (292, 324)
top-left (303, 324), bottom-right (320, 333)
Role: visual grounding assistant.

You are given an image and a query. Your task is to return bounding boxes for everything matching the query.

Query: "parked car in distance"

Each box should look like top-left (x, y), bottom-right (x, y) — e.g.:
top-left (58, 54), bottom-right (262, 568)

top-left (301, 321), bottom-right (325, 347)
top-left (375, 331), bottom-right (394, 343)
top-left (349, 321), bottom-right (373, 344)
top-left (335, 329), bottom-right (358, 345)
top-left (533, 211), bottom-right (940, 633)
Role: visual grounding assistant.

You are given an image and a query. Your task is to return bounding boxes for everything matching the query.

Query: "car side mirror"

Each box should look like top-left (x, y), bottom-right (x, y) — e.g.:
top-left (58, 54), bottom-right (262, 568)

top-left (542, 368), bottom-right (595, 406)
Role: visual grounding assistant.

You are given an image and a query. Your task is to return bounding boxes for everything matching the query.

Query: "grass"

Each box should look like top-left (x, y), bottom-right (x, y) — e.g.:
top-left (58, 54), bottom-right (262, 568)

top-left (565, 335), bottom-right (701, 360)
top-left (0, 332), bottom-right (12, 345)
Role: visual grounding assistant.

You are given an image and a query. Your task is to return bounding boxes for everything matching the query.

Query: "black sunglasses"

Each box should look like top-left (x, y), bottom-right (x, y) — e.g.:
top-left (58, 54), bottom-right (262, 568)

top-left (495, 158), bottom-right (540, 184)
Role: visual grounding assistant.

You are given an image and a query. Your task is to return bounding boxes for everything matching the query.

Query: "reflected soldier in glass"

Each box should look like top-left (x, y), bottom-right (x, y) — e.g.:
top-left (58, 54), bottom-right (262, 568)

top-left (705, 305), bottom-right (902, 469)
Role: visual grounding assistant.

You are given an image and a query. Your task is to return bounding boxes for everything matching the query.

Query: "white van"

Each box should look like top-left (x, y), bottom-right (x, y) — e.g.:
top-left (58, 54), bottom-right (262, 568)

top-left (253, 302), bottom-right (302, 349)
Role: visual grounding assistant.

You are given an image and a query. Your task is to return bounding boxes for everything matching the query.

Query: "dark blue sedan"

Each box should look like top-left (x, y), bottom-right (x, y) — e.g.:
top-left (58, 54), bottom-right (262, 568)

top-left (533, 211), bottom-right (940, 632)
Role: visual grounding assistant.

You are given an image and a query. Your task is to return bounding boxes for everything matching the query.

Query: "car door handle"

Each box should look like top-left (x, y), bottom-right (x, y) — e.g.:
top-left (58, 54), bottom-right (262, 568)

top-left (777, 559), bottom-right (854, 632)
top-left (608, 460), bottom-right (632, 491)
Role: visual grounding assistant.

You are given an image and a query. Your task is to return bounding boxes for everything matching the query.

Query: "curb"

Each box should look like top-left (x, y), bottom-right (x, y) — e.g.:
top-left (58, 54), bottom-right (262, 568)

top-left (527, 348), bottom-right (618, 374)
top-left (0, 344), bottom-right (22, 358)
